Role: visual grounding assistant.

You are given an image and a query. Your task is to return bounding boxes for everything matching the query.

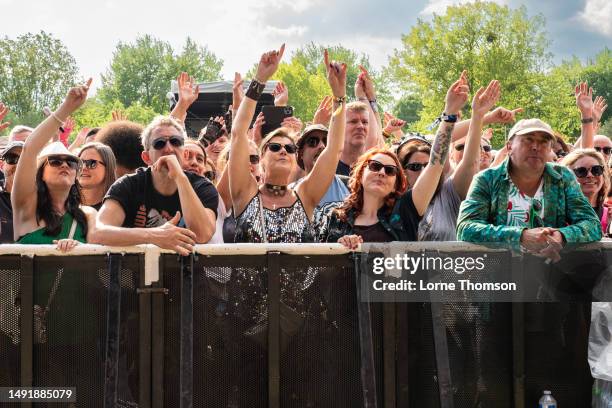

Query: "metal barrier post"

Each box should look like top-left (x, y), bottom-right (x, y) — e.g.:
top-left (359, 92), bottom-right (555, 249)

top-left (512, 255), bottom-right (525, 408)
top-left (180, 254), bottom-right (194, 408)
top-left (431, 301), bottom-right (454, 408)
top-left (104, 253), bottom-right (123, 408)
top-left (267, 251), bottom-right (281, 408)
top-left (19, 255), bottom-right (34, 408)
top-left (151, 257), bottom-right (166, 408)
top-left (137, 253), bottom-right (152, 408)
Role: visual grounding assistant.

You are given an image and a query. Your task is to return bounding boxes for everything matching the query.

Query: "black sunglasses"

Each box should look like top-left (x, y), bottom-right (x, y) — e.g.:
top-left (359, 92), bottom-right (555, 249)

top-left (573, 165), bottom-right (604, 178)
top-left (404, 162), bottom-right (428, 172)
top-left (3, 153), bottom-right (19, 165)
top-left (265, 142), bottom-right (297, 154)
top-left (455, 144), bottom-right (492, 152)
top-left (249, 155), bottom-right (260, 165)
top-left (152, 136), bottom-right (184, 150)
top-left (555, 150), bottom-right (568, 158)
top-left (82, 159), bottom-right (105, 170)
top-left (305, 136), bottom-right (326, 148)
top-left (367, 160), bottom-right (399, 176)
top-left (204, 171), bottom-right (216, 180)
top-left (47, 156), bottom-right (80, 170)
top-left (595, 147), bottom-right (612, 155)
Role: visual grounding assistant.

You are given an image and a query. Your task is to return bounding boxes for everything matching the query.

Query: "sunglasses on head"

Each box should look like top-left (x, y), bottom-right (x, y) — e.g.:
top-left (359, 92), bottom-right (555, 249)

top-left (47, 156), bottom-right (80, 170)
top-left (595, 147), bottom-right (612, 155)
top-left (82, 159), bottom-right (105, 170)
top-left (249, 155), bottom-right (260, 165)
top-left (305, 136), bottom-right (326, 148)
top-left (367, 160), bottom-right (399, 176)
top-left (573, 165), bottom-right (604, 178)
top-left (3, 153), bottom-right (19, 165)
top-left (152, 136), bottom-right (184, 150)
top-left (265, 142), bottom-right (297, 154)
top-left (455, 144), bottom-right (492, 152)
top-left (404, 162), bottom-right (428, 172)
top-left (204, 171), bottom-right (216, 180)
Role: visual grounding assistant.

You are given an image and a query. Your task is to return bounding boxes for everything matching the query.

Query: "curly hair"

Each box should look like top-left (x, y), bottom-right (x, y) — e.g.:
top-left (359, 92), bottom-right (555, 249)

top-left (334, 148), bottom-right (407, 222)
top-left (96, 120), bottom-right (145, 171)
top-left (35, 165), bottom-right (88, 237)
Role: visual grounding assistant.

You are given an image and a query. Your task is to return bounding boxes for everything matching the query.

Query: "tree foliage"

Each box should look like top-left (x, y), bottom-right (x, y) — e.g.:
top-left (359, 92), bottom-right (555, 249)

top-left (0, 31), bottom-right (80, 119)
top-left (99, 35), bottom-right (223, 113)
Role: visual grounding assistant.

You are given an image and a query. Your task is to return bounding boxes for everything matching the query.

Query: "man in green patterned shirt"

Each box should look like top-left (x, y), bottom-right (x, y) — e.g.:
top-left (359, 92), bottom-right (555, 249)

top-left (457, 118), bottom-right (601, 258)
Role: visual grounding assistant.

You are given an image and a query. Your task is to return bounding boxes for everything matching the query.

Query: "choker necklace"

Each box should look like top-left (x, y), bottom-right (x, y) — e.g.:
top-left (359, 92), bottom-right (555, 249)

top-left (264, 183), bottom-right (287, 196)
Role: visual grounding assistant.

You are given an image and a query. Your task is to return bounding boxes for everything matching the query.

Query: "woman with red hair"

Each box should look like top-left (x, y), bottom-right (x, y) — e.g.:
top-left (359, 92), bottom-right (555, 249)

top-left (320, 72), bottom-right (470, 247)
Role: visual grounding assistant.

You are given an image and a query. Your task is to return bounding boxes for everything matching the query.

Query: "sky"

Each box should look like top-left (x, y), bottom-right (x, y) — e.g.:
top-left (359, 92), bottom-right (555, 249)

top-left (2, 0), bottom-right (610, 92)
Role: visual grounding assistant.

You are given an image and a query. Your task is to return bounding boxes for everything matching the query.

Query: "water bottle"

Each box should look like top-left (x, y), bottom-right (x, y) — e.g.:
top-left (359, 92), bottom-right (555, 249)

top-left (539, 390), bottom-right (557, 408)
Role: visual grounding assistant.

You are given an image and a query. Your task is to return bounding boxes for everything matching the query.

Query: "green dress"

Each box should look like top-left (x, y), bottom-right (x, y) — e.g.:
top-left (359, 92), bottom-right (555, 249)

top-left (17, 213), bottom-right (86, 244)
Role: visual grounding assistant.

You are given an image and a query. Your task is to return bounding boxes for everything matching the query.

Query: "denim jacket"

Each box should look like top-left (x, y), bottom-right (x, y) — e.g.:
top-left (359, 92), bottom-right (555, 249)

top-left (456, 158), bottom-right (602, 244)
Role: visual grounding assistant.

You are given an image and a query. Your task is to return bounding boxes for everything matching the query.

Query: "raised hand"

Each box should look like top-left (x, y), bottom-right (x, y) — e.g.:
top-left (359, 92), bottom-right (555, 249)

top-left (70, 127), bottom-right (90, 150)
top-left (255, 44), bottom-right (285, 83)
top-left (484, 107), bottom-right (523, 124)
top-left (575, 81), bottom-right (594, 118)
top-left (281, 116), bottom-right (303, 134)
top-left (177, 72), bottom-right (200, 107)
top-left (594, 95), bottom-right (608, 125)
top-left (250, 112), bottom-right (265, 145)
top-left (232, 72), bottom-right (245, 111)
top-left (324, 49), bottom-right (347, 98)
top-left (471, 80), bottom-right (501, 118)
top-left (61, 78), bottom-right (92, 115)
top-left (383, 112), bottom-right (406, 134)
top-left (444, 71), bottom-right (469, 115)
top-left (273, 81), bottom-right (288, 106)
top-left (111, 110), bottom-right (127, 121)
top-left (0, 103), bottom-right (11, 132)
top-left (358, 65), bottom-right (376, 101)
top-left (312, 96), bottom-right (332, 126)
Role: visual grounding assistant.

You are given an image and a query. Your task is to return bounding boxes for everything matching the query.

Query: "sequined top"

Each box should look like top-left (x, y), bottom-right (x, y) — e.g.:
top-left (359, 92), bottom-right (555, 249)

top-left (234, 193), bottom-right (315, 243)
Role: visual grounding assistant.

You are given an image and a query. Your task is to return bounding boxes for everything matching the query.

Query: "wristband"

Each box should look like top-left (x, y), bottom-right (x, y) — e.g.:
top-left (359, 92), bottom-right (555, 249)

top-left (441, 113), bottom-right (458, 123)
top-left (581, 117), bottom-right (594, 124)
top-left (50, 111), bottom-right (66, 127)
top-left (333, 96), bottom-right (346, 104)
top-left (245, 79), bottom-right (265, 101)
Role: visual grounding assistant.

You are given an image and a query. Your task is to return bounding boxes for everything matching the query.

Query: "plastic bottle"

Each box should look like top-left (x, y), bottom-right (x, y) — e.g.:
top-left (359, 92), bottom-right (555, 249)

top-left (538, 390), bottom-right (557, 408)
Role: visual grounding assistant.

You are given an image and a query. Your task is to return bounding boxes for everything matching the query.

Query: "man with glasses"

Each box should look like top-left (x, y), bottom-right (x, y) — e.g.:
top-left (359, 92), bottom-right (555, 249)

top-left (293, 124), bottom-right (349, 206)
top-left (0, 141), bottom-right (23, 243)
top-left (91, 116), bottom-right (219, 255)
top-left (457, 118), bottom-right (601, 259)
top-left (594, 135), bottom-right (612, 163)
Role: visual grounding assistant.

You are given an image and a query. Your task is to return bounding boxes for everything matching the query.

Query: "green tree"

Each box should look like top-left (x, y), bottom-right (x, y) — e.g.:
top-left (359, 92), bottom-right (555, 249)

top-left (391, 94), bottom-right (423, 130)
top-left (0, 31), bottom-right (79, 119)
top-left (387, 1), bottom-right (551, 132)
top-left (99, 35), bottom-right (223, 113)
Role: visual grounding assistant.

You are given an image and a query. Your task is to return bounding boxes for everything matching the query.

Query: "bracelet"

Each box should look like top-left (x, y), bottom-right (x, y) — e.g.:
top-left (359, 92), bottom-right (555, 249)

top-left (581, 117), bottom-right (594, 124)
top-left (333, 96), bottom-right (346, 104)
top-left (50, 111), bottom-right (66, 127)
top-left (245, 79), bottom-right (265, 101)
top-left (441, 113), bottom-right (458, 123)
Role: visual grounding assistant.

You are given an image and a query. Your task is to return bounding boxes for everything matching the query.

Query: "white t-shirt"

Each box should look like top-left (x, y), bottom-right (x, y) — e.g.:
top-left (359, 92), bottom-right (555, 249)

top-left (506, 179), bottom-right (544, 228)
top-left (208, 199), bottom-right (230, 244)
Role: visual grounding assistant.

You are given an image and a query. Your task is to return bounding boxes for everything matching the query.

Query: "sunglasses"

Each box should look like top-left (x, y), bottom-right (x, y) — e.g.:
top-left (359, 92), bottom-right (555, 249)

top-left (152, 136), bottom-right (184, 150)
top-left (404, 162), bottom-right (428, 172)
top-left (204, 171), bottom-right (216, 180)
top-left (305, 136), bottom-right (326, 148)
top-left (573, 165), bottom-right (604, 178)
top-left (367, 160), bottom-right (399, 176)
top-left (531, 199), bottom-right (543, 228)
top-left (455, 144), bottom-right (492, 152)
top-left (47, 156), bottom-right (80, 170)
top-left (555, 150), bottom-right (567, 158)
top-left (595, 147), bottom-right (612, 155)
top-left (265, 142), bottom-right (297, 154)
top-left (249, 155), bottom-right (260, 165)
top-left (82, 159), bottom-right (105, 170)
top-left (3, 153), bottom-right (19, 165)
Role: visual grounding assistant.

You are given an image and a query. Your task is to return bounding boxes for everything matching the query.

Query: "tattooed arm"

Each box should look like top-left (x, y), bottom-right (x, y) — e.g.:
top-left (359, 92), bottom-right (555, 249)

top-left (411, 71), bottom-right (469, 216)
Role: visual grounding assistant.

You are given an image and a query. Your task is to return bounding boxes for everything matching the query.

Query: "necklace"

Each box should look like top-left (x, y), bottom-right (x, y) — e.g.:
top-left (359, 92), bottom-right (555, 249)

top-left (264, 183), bottom-right (287, 197)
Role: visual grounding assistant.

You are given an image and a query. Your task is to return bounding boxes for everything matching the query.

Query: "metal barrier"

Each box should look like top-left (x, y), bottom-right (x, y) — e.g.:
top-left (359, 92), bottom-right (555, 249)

top-left (0, 242), bottom-right (609, 407)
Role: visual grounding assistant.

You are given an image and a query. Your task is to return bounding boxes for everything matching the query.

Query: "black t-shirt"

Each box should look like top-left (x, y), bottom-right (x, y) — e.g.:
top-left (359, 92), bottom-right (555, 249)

top-left (104, 167), bottom-right (218, 228)
top-left (336, 160), bottom-right (351, 177)
top-left (0, 191), bottom-right (14, 243)
top-left (353, 222), bottom-right (393, 242)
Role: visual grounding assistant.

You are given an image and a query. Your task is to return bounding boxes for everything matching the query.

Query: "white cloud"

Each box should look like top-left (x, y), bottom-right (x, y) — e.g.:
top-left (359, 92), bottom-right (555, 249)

top-left (263, 25), bottom-right (309, 38)
top-left (420, 0), bottom-right (508, 16)
top-left (577, 0), bottom-right (612, 37)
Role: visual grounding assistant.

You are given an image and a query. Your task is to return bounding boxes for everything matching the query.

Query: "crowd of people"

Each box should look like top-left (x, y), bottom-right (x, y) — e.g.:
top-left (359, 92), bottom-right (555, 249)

top-left (0, 44), bottom-right (608, 256)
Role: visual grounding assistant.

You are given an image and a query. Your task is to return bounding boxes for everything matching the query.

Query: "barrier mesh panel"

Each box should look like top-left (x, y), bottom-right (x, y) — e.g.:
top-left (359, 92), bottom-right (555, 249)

top-left (0, 256), bottom-right (21, 388)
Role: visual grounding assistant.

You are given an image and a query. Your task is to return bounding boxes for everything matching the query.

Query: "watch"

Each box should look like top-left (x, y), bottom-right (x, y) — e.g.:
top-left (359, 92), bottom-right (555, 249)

top-left (441, 113), bottom-right (458, 123)
top-left (581, 117), bottom-right (594, 124)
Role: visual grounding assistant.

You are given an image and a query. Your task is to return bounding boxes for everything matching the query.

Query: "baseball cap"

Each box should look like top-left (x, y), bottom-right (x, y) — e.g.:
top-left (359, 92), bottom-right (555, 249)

top-left (0, 141), bottom-right (24, 158)
top-left (507, 119), bottom-right (555, 141)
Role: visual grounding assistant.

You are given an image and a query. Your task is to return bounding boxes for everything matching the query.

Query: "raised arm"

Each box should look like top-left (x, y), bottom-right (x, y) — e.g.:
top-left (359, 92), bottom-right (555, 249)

top-left (593, 96), bottom-right (607, 135)
top-left (0, 103), bottom-right (11, 132)
top-left (450, 106), bottom-right (522, 143)
top-left (229, 44), bottom-right (285, 214)
top-left (411, 71), bottom-right (469, 216)
top-left (170, 72), bottom-right (200, 125)
top-left (297, 50), bottom-right (346, 215)
top-left (576, 82), bottom-right (595, 149)
top-left (355, 66), bottom-right (384, 149)
top-left (12, 79), bottom-right (92, 211)
top-left (452, 79), bottom-right (500, 199)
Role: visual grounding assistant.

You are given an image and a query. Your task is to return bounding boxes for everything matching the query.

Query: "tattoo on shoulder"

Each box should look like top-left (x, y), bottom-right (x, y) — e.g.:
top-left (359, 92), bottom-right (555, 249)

top-left (429, 123), bottom-right (454, 166)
